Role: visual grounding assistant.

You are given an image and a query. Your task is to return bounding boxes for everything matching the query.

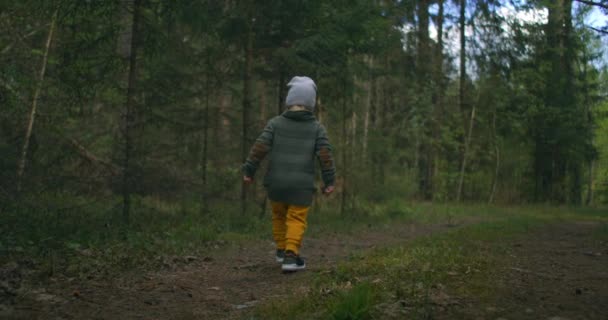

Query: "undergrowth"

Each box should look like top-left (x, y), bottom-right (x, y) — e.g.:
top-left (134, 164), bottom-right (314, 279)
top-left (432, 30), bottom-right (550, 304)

top-left (1, 191), bottom-right (606, 283)
top-left (250, 207), bottom-right (608, 320)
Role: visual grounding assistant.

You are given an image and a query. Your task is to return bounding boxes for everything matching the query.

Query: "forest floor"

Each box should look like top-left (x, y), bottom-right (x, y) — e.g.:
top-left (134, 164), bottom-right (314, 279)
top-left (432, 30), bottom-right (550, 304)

top-left (2, 209), bottom-right (607, 320)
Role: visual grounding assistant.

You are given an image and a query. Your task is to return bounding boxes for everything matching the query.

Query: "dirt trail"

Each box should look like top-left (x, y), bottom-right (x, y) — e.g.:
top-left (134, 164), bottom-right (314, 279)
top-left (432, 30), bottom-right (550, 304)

top-left (3, 221), bottom-right (459, 320)
top-left (494, 222), bottom-right (607, 320)
top-left (5, 220), bottom-right (606, 320)
top-left (441, 221), bottom-right (608, 320)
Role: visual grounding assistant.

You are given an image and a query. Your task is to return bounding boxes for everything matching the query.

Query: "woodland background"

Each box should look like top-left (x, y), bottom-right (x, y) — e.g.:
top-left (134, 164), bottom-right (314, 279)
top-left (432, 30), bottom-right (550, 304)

top-left (1, 0), bottom-right (608, 258)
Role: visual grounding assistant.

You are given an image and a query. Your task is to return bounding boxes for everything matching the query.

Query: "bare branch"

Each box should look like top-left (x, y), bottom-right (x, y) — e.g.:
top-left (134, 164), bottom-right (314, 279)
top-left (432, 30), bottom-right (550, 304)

top-left (586, 25), bottom-right (608, 35)
top-left (16, 10), bottom-right (58, 192)
top-left (68, 138), bottom-right (122, 176)
top-left (575, 0), bottom-right (608, 10)
top-left (1, 29), bottom-right (40, 55)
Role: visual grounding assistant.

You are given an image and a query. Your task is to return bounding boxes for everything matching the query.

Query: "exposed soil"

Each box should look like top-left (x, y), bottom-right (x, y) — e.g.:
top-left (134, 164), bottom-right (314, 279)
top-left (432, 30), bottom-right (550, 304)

top-left (1, 221), bottom-right (458, 320)
top-left (440, 221), bottom-right (608, 320)
top-left (2, 219), bottom-right (607, 320)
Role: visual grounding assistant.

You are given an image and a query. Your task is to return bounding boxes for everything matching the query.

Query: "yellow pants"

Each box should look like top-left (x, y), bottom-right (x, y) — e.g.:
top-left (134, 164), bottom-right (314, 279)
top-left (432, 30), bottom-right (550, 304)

top-left (271, 201), bottom-right (309, 255)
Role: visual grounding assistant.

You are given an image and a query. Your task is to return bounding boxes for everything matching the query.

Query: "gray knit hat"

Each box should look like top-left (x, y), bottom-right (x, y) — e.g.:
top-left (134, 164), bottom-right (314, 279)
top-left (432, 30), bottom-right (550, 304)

top-left (285, 76), bottom-right (317, 111)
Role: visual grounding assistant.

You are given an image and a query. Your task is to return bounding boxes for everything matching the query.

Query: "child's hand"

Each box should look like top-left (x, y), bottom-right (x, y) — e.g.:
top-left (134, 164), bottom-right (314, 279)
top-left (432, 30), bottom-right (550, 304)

top-left (243, 176), bottom-right (254, 185)
top-left (323, 186), bottom-right (335, 195)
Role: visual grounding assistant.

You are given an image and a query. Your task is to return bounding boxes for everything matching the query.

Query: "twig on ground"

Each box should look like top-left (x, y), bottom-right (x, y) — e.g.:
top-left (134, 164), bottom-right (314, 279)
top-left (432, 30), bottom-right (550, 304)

top-left (510, 267), bottom-right (560, 280)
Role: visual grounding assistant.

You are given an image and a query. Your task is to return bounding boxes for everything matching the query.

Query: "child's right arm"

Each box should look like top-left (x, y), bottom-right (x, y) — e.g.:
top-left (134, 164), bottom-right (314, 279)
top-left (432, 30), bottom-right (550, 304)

top-left (242, 120), bottom-right (275, 179)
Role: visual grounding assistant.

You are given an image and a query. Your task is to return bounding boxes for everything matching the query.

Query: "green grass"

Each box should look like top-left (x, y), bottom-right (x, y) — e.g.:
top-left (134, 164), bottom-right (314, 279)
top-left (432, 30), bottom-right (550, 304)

top-left (250, 206), bottom-right (608, 320)
top-left (1, 191), bottom-right (606, 283)
top-left (0, 193), bottom-right (269, 277)
top-left (329, 282), bottom-right (378, 320)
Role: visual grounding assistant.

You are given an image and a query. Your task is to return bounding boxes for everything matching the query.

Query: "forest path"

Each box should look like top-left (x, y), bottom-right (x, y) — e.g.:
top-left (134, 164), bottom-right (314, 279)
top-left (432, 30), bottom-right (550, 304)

top-left (5, 219), bottom-right (607, 319)
top-left (4, 220), bottom-right (465, 320)
top-left (442, 221), bottom-right (608, 320)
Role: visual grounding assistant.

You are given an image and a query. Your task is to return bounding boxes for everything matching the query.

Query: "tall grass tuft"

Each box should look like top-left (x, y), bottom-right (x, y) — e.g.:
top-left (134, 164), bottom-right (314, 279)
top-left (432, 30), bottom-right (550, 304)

top-left (330, 282), bottom-right (377, 320)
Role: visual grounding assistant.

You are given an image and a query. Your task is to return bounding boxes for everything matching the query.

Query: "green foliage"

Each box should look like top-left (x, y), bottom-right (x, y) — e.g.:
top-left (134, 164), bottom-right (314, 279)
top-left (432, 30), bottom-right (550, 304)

top-left (0, 192), bottom-right (273, 275)
top-left (2, 0), bottom-right (606, 209)
top-left (1, 0), bottom-right (608, 294)
top-left (595, 98), bottom-right (608, 203)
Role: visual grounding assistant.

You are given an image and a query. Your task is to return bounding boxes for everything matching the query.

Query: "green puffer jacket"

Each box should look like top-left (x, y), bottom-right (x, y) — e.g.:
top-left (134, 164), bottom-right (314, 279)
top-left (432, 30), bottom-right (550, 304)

top-left (242, 110), bottom-right (336, 206)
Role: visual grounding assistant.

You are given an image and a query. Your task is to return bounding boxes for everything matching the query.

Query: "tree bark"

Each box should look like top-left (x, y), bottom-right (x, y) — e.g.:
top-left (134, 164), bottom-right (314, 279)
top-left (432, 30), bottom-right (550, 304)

top-left (417, 0), bottom-right (431, 77)
top-left (488, 145), bottom-right (500, 204)
top-left (416, 0), bottom-right (432, 199)
top-left (457, 104), bottom-right (475, 202)
top-left (581, 33), bottom-right (594, 206)
top-left (363, 56), bottom-right (373, 163)
top-left (432, 0), bottom-right (445, 201)
top-left (277, 70), bottom-right (285, 115)
top-left (340, 77), bottom-right (348, 216)
top-left (586, 160), bottom-right (594, 205)
top-left (241, 14), bottom-right (254, 215)
top-left (563, 0), bottom-right (581, 205)
top-left (121, 0), bottom-right (142, 225)
top-left (217, 93), bottom-right (230, 147)
top-left (257, 80), bottom-right (268, 216)
top-left (435, 0), bottom-right (445, 75)
top-left (488, 101), bottom-right (499, 204)
top-left (459, 0), bottom-right (467, 127)
top-left (201, 51), bottom-right (211, 214)
top-left (16, 9), bottom-right (58, 193)
top-left (456, 0), bottom-right (467, 202)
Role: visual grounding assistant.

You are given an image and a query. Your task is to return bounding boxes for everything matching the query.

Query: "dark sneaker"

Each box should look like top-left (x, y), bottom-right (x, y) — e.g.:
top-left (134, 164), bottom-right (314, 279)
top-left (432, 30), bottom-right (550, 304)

top-left (282, 251), bottom-right (306, 271)
top-left (276, 249), bottom-right (285, 263)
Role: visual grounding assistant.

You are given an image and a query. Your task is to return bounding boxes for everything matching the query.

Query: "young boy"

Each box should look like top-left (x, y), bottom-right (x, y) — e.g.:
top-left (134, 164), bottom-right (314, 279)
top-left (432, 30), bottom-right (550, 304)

top-left (242, 76), bottom-right (336, 272)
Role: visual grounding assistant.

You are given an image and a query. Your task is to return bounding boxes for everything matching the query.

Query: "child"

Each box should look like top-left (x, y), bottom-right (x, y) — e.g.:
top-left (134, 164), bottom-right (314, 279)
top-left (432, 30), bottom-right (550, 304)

top-left (242, 76), bottom-right (336, 272)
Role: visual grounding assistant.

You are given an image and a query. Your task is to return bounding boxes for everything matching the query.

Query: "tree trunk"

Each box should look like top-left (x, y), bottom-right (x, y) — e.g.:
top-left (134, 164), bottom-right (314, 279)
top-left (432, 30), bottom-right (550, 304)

top-left (121, 0), bottom-right (142, 225)
top-left (538, 0), bottom-right (578, 203)
top-left (217, 93), bottom-right (230, 148)
top-left (563, 0), bottom-right (581, 205)
top-left (488, 104), bottom-right (499, 204)
top-left (432, 0), bottom-right (445, 201)
top-left (459, 0), bottom-right (467, 128)
top-left (241, 15), bottom-right (254, 215)
top-left (582, 41), bottom-right (594, 206)
top-left (259, 80), bottom-right (267, 124)
top-left (377, 54), bottom-right (388, 186)
top-left (435, 0), bottom-right (445, 78)
top-left (363, 56), bottom-right (373, 163)
top-left (489, 145), bottom-right (500, 204)
top-left (417, 0), bottom-right (431, 77)
top-left (351, 111), bottom-right (358, 162)
top-left (277, 70), bottom-right (285, 115)
top-left (16, 9), bottom-right (58, 193)
top-left (586, 160), bottom-right (594, 205)
top-left (340, 77), bottom-right (348, 216)
top-left (200, 51), bottom-right (211, 214)
top-left (457, 104), bottom-right (475, 202)
top-left (456, 0), bottom-right (467, 202)
top-left (349, 110), bottom-right (357, 212)
top-left (416, 0), bottom-right (432, 200)
top-left (257, 80), bottom-right (268, 216)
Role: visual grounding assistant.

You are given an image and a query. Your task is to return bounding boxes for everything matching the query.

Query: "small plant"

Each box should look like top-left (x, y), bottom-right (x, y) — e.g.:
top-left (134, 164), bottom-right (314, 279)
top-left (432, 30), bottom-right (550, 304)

top-left (329, 282), bottom-right (376, 320)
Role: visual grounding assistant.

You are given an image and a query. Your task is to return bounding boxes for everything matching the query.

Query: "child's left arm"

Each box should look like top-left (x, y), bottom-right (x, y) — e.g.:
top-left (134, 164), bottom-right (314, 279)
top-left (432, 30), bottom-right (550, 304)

top-left (315, 124), bottom-right (336, 193)
top-left (242, 120), bottom-right (275, 180)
